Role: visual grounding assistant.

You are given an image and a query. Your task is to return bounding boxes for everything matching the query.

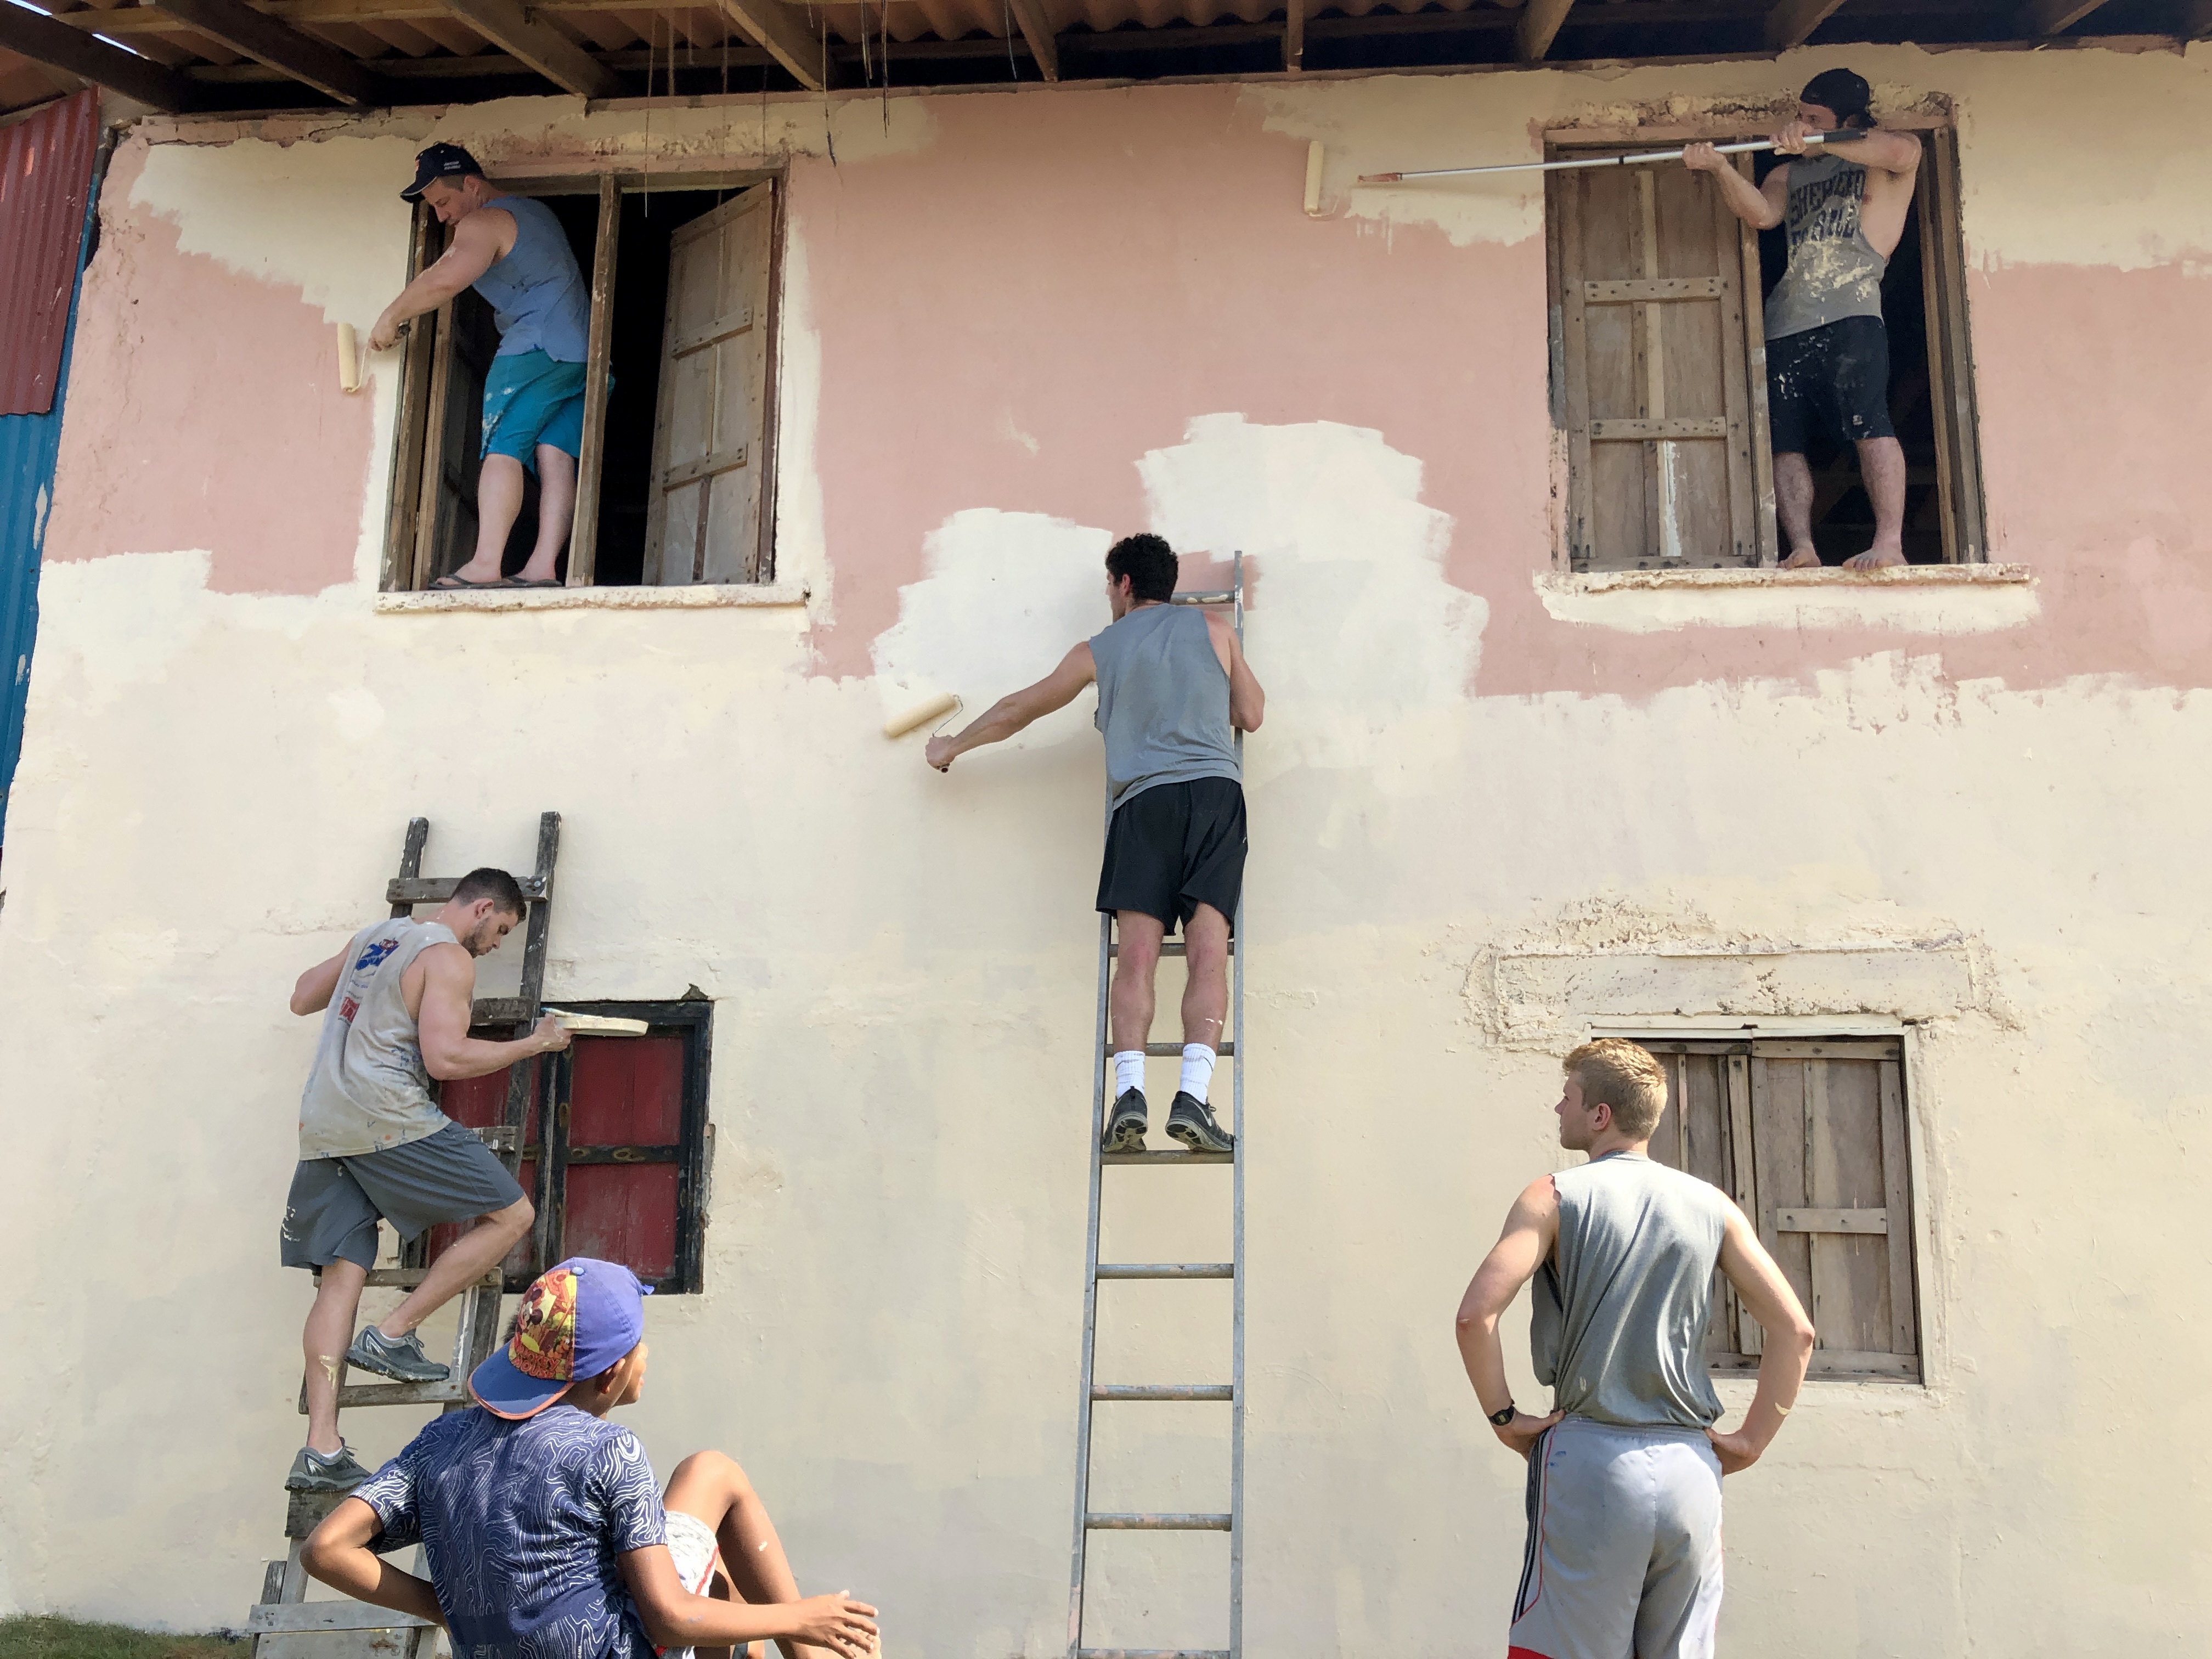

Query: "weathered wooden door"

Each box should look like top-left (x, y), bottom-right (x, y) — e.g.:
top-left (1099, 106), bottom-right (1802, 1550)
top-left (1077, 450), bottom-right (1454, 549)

top-left (1550, 154), bottom-right (1774, 569)
top-left (411, 283), bottom-right (498, 586)
top-left (644, 182), bottom-right (775, 586)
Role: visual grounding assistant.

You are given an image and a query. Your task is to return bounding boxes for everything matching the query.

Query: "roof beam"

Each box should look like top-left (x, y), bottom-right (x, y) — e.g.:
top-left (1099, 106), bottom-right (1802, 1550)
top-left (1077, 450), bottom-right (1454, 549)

top-left (713, 0), bottom-right (843, 89)
top-left (0, 0), bottom-right (200, 108)
top-left (1002, 0), bottom-right (1057, 79)
top-left (1764, 0), bottom-right (1848, 48)
top-left (2017, 0), bottom-right (2112, 30)
top-left (1284, 0), bottom-right (1302, 69)
top-left (437, 0), bottom-right (621, 97)
top-left (152, 0), bottom-right (389, 104)
top-left (1515, 0), bottom-right (1575, 60)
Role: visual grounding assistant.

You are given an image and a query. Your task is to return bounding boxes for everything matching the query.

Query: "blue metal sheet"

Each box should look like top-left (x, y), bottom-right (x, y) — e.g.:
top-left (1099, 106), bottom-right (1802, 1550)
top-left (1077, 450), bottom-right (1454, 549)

top-left (0, 116), bottom-right (101, 841)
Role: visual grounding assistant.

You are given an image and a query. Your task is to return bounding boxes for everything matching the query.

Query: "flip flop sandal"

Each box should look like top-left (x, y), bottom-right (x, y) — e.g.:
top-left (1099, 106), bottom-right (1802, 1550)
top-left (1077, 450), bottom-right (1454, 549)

top-left (509, 577), bottom-right (564, 588)
top-left (430, 571), bottom-right (513, 590)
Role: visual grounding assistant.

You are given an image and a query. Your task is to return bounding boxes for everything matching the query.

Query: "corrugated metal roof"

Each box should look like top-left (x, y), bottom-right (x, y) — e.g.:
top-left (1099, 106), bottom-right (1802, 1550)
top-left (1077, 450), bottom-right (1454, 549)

top-left (0, 88), bottom-right (97, 418)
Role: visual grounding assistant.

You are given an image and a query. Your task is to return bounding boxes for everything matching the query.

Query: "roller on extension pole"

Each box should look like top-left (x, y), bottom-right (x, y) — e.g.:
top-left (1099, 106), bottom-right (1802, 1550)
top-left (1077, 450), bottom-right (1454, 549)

top-left (1359, 131), bottom-right (1861, 184)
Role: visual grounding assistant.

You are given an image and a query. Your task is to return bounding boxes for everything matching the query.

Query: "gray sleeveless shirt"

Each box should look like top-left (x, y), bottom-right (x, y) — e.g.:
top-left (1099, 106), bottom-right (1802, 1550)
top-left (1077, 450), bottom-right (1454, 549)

top-left (1763, 151), bottom-right (1888, 341)
top-left (473, 194), bottom-right (590, 363)
top-left (1530, 1152), bottom-right (1729, 1429)
top-left (297, 918), bottom-right (456, 1159)
top-left (1090, 604), bottom-right (1241, 813)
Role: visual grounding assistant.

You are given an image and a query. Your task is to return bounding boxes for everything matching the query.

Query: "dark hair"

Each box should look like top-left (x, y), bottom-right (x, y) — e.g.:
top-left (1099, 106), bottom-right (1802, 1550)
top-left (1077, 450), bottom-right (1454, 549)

top-left (452, 866), bottom-right (528, 918)
top-left (1105, 533), bottom-right (1180, 604)
top-left (1799, 67), bottom-right (1875, 129)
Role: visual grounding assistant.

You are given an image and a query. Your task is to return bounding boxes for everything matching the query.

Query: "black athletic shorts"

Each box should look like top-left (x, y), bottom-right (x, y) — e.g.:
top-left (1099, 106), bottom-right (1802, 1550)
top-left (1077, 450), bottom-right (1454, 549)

top-left (1767, 315), bottom-right (1894, 454)
top-left (280, 1121), bottom-right (524, 1271)
top-left (1096, 777), bottom-right (1246, 936)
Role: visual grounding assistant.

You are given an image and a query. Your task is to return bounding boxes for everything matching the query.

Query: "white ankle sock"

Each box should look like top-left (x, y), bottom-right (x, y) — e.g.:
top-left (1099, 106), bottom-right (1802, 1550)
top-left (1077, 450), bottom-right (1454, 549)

top-left (1178, 1044), bottom-right (1216, 1104)
top-left (1114, 1051), bottom-right (1146, 1097)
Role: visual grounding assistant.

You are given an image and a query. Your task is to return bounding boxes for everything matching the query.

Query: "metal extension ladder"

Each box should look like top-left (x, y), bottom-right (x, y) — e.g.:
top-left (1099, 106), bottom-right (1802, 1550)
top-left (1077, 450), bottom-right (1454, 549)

top-left (1067, 555), bottom-right (1247, 1659)
top-left (245, 814), bottom-right (561, 1655)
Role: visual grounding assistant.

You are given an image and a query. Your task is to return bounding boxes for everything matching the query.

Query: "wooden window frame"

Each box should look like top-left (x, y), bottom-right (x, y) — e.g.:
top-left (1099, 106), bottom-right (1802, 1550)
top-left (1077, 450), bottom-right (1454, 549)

top-left (1544, 116), bottom-right (1986, 571)
top-left (378, 168), bottom-right (785, 594)
top-left (1636, 1033), bottom-right (1923, 1384)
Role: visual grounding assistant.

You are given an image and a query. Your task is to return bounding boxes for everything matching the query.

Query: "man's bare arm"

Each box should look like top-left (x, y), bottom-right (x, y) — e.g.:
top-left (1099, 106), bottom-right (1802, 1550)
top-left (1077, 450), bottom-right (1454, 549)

top-left (302, 1499), bottom-right (446, 1628)
top-left (1706, 1202), bottom-right (1816, 1474)
top-left (619, 1548), bottom-right (878, 1656)
top-left (1454, 1176), bottom-right (1566, 1457)
top-left (291, 948), bottom-right (348, 1017)
top-left (1204, 613), bottom-right (1266, 733)
top-left (1801, 125), bottom-right (1921, 178)
top-left (411, 943), bottom-right (568, 1081)
top-left (926, 643), bottom-right (1098, 772)
top-left (1684, 145), bottom-right (1785, 230)
top-left (368, 210), bottom-right (507, 351)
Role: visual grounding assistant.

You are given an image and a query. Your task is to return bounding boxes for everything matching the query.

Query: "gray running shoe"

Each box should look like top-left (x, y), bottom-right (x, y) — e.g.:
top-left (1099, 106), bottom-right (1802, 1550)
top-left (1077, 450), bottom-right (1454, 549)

top-left (347, 1325), bottom-right (450, 1383)
top-left (286, 1441), bottom-right (371, 1493)
top-left (1102, 1087), bottom-right (1148, 1153)
top-left (1166, 1091), bottom-right (1234, 1154)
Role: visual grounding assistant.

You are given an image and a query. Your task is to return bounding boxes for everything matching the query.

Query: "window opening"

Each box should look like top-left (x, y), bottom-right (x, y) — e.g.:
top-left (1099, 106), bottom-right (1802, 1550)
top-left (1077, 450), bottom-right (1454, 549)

top-left (1640, 1035), bottom-right (1921, 1383)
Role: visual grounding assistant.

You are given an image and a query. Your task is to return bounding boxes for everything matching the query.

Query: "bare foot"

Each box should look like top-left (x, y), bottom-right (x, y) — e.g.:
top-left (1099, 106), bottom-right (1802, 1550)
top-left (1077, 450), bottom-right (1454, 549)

top-left (1841, 544), bottom-right (1906, 570)
top-left (1779, 546), bottom-right (1823, 570)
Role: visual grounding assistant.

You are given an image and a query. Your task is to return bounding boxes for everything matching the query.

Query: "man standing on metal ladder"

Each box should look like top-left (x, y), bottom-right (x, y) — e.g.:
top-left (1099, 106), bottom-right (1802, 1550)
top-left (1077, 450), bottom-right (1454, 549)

top-left (928, 532), bottom-right (1264, 1153)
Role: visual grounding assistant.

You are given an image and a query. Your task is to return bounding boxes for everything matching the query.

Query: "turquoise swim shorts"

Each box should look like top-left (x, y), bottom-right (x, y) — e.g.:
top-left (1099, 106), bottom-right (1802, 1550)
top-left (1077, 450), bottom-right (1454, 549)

top-left (479, 347), bottom-right (587, 470)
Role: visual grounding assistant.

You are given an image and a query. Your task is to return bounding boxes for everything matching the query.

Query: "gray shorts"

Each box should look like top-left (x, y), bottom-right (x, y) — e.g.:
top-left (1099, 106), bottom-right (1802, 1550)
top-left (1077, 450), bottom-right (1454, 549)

top-left (1509, 1415), bottom-right (1723, 1659)
top-left (280, 1121), bottom-right (524, 1271)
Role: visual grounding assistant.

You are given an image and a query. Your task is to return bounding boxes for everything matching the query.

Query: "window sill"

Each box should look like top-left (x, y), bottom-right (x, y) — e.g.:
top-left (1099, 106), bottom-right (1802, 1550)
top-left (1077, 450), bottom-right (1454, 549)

top-left (1534, 563), bottom-right (2036, 634)
top-left (375, 582), bottom-right (810, 616)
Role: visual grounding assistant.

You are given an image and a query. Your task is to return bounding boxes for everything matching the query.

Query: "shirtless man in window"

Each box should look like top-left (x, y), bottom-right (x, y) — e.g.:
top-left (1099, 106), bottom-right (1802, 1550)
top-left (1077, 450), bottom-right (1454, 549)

top-left (1686, 69), bottom-right (1923, 569)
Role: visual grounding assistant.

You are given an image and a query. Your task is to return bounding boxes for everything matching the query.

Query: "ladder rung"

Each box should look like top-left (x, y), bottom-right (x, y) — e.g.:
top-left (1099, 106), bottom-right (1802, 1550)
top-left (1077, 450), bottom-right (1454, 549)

top-left (1095, 1262), bottom-right (1233, 1279)
top-left (1084, 1513), bottom-right (1232, 1531)
top-left (1170, 590), bottom-right (1236, 605)
top-left (1092, 1384), bottom-right (1233, 1402)
top-left (314, 1377), bottom-right (471, 1411)
top-left (1078, 1650), bottom-right (1231, 1658)
top-left (1101, 1149), bottom-right (1232, 1166)
top-left (1139, 1041), bottom-right (1233, 1057)
top-left (1108, 941), bottom-right (1234, 958)
top-left (353, 1266), bottom-right (504, 1290)
top-left (247, 1604), bottom-right (435, 1634)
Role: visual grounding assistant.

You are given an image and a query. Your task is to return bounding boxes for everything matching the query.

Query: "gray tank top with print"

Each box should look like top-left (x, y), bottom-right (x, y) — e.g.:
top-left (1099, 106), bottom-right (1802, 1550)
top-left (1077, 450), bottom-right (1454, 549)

top-left (472, 194), bottom-right (590, 363)
top-left (1089, 604), bottom-right (1240, 814)
top-left (1530, 1152), bottom-right (1729, 1430)
top-left (297, 918), bottom-right (457, 1159)
top-left (1763, 151), bottom-right (1888, 341)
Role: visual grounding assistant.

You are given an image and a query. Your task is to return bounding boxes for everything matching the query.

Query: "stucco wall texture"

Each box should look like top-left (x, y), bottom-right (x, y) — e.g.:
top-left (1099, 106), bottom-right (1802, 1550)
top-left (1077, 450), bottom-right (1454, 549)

top-left (3, 40), bottom-right (2209, 1655)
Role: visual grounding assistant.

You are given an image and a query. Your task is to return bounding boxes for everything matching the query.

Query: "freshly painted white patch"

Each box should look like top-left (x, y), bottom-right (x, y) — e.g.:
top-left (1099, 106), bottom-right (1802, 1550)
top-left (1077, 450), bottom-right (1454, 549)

top-left (326, 686), bottom-right (386, 742)
top-left (33, 549), bottom-right (213, 713)
top-left (1533, 565), bottom-right (2041, 633)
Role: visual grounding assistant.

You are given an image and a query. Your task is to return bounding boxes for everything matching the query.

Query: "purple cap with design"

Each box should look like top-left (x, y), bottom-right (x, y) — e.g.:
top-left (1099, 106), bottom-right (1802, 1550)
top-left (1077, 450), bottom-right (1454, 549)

top-left (469, 1257), bottom-right (653, 1420)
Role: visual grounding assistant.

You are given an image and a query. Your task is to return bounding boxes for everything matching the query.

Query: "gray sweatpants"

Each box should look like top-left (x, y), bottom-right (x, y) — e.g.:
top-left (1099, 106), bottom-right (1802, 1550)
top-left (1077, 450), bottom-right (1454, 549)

top-left (1508, 1415), bottom-right (1723, 1659)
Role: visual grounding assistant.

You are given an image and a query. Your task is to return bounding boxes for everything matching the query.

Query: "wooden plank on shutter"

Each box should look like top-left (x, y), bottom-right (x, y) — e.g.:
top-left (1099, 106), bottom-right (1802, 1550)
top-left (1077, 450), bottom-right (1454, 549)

top-left (1713, 171), bottom-right (1756, 565)
top-left (1777, 1207), bottom-right (1888, 1234)
top-left (645, 181), bottom-right (775, 587)
top-left (1725, 1051), bottom-right (1761, 1356)
top-left (1879, 1059), bottom-right (1918, 1357)
top-left (1593, 418), bottom-right (1728, 441)
top-left (411, 287), bottom-right (496, 589)
top-left (1554, 170), bottom-right (1596, 565)
top-left (1749, 1056), bottom-right (1812, 1345)
top-left (1584, 277), bottom-right (1726, 302)
top-left (1803, 1056), bottom-right (1894, 1359)
top-left (1736, 154), bottom-right (1778, 564)
top-left (1754, 1039), bottom-right (1903, 1060)
top-left (1918, 128), bottom-right (1985, 565)
top-left (381, 203), bottom-right (440, 592)
top-left (566, 176), bottom-right (620, 589)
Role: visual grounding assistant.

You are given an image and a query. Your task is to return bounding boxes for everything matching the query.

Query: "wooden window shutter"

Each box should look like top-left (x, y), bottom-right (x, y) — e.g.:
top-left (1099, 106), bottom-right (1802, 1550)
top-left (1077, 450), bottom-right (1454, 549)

top-left (1550, 155), bottom-right (1773, 569)
top-left (1747, 1039), bottom-right (1919, 1378)
top-left (645, 180), bottom-right (776, 586)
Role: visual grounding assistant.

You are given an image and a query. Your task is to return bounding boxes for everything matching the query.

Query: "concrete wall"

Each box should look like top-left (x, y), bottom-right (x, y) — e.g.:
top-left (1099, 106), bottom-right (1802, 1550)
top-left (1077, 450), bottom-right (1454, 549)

top-left (3, 39), bottom-right (2210, 1654)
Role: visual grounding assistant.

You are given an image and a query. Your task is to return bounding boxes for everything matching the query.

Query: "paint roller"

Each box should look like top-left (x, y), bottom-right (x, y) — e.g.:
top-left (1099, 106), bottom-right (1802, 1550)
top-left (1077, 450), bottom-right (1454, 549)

top-left (882, 691), bottom-right (963, 741)
top-left (1359, 131), bottom-right (1862, 184)
top-left (1302, 140), bottom-right (1325, 218)
top-left (337, 323), bottom-right (363, 394)
top-left (545, 1007), bottom-right (650, 1036)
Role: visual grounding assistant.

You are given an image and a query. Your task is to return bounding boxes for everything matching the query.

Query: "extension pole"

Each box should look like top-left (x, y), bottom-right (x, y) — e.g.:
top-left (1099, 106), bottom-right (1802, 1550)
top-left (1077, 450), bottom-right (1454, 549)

top-left (1359, 131), bottom-right (1859, 184)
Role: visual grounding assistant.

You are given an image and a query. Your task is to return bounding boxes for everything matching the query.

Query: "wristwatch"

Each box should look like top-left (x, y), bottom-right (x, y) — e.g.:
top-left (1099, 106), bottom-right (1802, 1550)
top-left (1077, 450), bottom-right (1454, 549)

top-left (1488, 1403), bottom-right (1517, 1427)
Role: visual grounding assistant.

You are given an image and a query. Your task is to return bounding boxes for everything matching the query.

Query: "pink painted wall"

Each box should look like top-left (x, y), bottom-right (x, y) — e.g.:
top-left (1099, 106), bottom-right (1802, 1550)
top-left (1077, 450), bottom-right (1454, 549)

top-left (43, 142), bottom-right (370, 596)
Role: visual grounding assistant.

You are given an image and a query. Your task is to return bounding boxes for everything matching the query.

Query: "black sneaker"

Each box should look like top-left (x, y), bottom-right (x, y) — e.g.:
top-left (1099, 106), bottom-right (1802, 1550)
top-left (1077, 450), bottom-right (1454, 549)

top-left (1166, 1091), bottom-right (1234, 1154)
top-left (286, 1441), bottom-right (371, 1493)
top-left (1102, 1087), bottom-right (1148, 1152)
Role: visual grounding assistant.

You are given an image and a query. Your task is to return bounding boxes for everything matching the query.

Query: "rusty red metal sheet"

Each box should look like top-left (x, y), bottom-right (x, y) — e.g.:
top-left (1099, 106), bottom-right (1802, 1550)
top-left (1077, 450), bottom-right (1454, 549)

top-left (0, 88), bottom-right (98, 417)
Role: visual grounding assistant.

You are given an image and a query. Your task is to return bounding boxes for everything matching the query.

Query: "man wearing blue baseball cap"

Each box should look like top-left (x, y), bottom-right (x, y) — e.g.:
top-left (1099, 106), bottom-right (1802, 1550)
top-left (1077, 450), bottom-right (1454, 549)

top-left (303, 1257), bottom-right (880, 1658)
top-left (366, 143), bottom-right (591, 590)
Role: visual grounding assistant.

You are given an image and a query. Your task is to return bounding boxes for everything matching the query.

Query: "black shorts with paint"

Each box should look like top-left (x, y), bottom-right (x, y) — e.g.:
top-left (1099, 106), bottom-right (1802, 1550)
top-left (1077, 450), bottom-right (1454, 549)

top-left (1096, 777), bottom-right (1246, 936)
top-left (1766, 315), bottom-right (1894, 455)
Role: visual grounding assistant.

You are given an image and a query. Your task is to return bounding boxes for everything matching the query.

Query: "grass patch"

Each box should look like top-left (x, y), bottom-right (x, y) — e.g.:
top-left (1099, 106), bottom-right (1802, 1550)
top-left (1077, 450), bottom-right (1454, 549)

top-left (0, 1616), bottom-right (246, 1659)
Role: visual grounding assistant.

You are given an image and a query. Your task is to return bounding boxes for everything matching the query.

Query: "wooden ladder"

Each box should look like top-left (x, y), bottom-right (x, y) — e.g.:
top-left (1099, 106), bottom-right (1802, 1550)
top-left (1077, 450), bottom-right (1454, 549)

top-left (247, 813), bottom-right (562, 1656)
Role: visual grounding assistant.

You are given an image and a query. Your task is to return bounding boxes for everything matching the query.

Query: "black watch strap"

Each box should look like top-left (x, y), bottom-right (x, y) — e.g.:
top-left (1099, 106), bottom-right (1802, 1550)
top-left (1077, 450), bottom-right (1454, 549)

top-left (1488, 1403), bottom-right (1517, 1427)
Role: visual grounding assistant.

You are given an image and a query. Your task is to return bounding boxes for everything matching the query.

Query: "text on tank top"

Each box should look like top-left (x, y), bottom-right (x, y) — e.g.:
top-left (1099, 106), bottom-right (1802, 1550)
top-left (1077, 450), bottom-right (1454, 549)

top-left (296, 918), bottom-right (456, 1159)
top-left (471, 194), bottom-right (591, 363)
top-left (1528, 1152), bottom-right (1729, 1429)
top-left (1763, 151), bottom-right (1888, 341)
top-left (1088, 604), bottom-right (1242, 813)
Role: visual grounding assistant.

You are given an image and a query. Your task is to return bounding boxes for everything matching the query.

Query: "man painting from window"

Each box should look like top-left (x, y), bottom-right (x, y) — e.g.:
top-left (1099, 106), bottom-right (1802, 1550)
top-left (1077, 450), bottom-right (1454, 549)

top-left (369, 144), bottom-right (591, 590)
top-left (1686, 69), bottom-right (1923, 569)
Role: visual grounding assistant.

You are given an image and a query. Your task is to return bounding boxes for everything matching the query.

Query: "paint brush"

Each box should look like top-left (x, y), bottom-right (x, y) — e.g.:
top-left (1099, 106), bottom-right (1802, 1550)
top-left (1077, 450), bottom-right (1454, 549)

top-left (1360, 132), bottom-right (1861, 184)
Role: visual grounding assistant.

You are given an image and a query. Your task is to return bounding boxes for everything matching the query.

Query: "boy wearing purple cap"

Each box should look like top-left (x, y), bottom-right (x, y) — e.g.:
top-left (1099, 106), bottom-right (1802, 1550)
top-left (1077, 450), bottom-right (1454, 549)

top-left (303, 1257), bottom-right (879, 1659)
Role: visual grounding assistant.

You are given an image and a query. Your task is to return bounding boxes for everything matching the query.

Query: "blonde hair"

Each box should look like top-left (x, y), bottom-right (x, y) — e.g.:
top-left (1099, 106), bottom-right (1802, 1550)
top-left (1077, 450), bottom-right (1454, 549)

top-left (1564, 1039), bottom-right (1668, 1139)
